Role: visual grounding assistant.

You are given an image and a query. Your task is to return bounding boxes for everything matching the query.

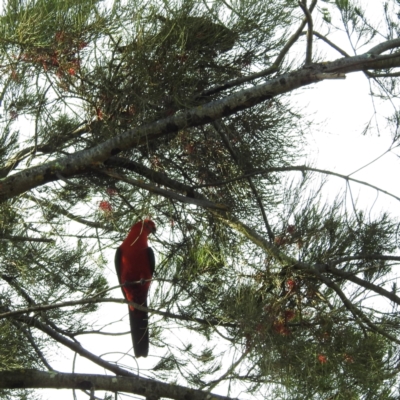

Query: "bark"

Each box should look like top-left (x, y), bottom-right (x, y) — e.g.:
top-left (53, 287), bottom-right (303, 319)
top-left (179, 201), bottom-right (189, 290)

top-left (0, 370), bottom-right (237, 400)
top-left (1, 42), bottom-right (400, 202)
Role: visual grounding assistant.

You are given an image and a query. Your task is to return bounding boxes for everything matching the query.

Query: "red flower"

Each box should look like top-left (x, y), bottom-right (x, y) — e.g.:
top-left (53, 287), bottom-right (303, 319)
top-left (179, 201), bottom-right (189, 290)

top-left (150, 156), bottom-right (161, 168)
top-left (344, 354), bottom-right (354, 363)
top-left (284, 310), bottom-right (296, 321)
top-left (96, 107), bottom-right (103, 120)
top-left (176, 53), bottom-right (188, 63)
top-left (99, 200), bottom-right (112, 212)
top-left (273, 321), bottom-right (290, 336)
top-left (9, 110), bottom-right (18, 120)
top-left (11, 70), bottom-right (19, 81)
top-left (318, 354), bottom-right (327, 364)
top-left (256, 323), bottom-right (264, 332)
top-left (68, 68), bottom-right (76, 76)
top-left (128, 105), bottom-right (136, 115)
top-left (287, 225), bottom-right (296, 234)
top-left (55, 31), bottom-right (65, 42)
top-left (106, 187), bottom-right (118, 196)
top-left (286, 279), bottom-right (296, 291)
top-left (185, 143), bottom-right (195, 154)
top-left (274, 236), bottom-right (287, 247)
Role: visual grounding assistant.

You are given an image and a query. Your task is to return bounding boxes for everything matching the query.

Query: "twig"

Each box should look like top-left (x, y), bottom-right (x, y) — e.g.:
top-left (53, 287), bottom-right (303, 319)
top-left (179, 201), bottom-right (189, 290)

top-left (194, 165), bottom-right (400, 203)
top-left (316, 262), bottom-right (400, 306)
top-left (212, 120), bottom-right (274, 241)
top-left (25, 194), bottom-right (109, 229)
top-left (312, 31), bottom-right (350, 57)
top-left (200, 0), bottom-right (318, 97)
top-left (100, 168), bottom-right (229, 211)
top-left (298, 0), bottom-right (313, 64)
top-left (310, 271), bottom-right (400, 344)
top-left (0, 295), bottom-right (237, 329)
top-left (0, 235), bottom-right (54, 243)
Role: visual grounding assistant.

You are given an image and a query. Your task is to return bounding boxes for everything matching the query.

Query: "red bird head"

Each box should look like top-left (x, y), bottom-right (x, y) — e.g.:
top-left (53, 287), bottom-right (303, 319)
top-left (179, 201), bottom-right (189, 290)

top-left (143, 219), bottom-right (156, 235)
top-left (122, 219), bottom-right (156, 249)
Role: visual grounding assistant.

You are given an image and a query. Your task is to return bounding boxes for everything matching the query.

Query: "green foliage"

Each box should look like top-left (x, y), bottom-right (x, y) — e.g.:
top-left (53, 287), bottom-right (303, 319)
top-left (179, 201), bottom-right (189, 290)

top-left (0, 0), bottom-right (103, 48)
top-left (0, 389), bottom-right (40, 400)
top-left (335, 0), bottom-right (350, 11)
top-left (0, 320), bottom-right (34, 370)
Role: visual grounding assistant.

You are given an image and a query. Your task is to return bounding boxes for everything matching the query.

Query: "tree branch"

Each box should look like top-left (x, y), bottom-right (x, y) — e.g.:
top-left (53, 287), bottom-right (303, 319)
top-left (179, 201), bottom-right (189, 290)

top-left (368, 38), bottom-right (400, 55)
top-left (105, 157), bottom-right (193, 194)
top-left (311, 31), bottom-right (350, 57)
top-left (8, 317), bottom-right (54, 371)
top-left (0, 296), bottom-right (237, 329)
top-left (99, 168), bottom-right (229, 211)
top-left (201, 0), bottom-right (318, 97)
top-left (0, 235), bottom-right (54, 243)
top-left (1, 44), bottom-right (400, 202)
top-left (16, 314), bottom-right (137, 377)
top-left (194, 165), bottom-right (400, 203)
top-left (331, 254), bottom-right (400, 265)
top-left (0, 370), bottom-right (237, 400)
top-left (25, 194), bottom-right (109, 229)
top-left (308, 270), bottom-right (400, 345)
top-left (298, 0), bottom-right (313, 64)
top-left (212, 213), bottom-right (400, 345)
top-left (316, 262), bottom-right (400, 306)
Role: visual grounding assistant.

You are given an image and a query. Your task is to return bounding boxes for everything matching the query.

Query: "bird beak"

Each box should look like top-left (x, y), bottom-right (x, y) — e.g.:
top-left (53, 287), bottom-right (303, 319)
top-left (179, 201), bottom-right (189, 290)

top-left (144, 220), bottom-right (156, 234)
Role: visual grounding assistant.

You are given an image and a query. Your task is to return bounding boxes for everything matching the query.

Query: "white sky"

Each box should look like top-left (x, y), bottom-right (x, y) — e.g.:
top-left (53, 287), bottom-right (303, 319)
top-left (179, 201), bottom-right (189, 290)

top-left (305, 73), bottom-right (400, 206)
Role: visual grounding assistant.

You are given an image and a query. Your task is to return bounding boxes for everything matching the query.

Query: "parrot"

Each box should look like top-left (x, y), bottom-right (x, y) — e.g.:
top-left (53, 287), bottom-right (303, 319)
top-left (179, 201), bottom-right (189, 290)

top-left (115, 219), bottom-right (156, 357)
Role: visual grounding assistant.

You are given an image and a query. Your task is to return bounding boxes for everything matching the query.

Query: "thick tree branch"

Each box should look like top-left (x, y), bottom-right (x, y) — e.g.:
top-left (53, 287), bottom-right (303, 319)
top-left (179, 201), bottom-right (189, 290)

top-left (368, 71), bottom-right (400, 77)
top-left (0, 370), bottom-right (237, 400)
top-left (1, 43), bottom-right (400, 202)
top-left (368, 38), bottom-right (400, 55)
top-left (323, 51), bottom-right (400, 74)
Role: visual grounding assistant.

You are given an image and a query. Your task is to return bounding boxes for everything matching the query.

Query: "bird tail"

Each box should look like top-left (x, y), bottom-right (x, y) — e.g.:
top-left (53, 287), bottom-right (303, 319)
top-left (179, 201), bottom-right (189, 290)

top-left (129, 306), bottom-right (149, 358)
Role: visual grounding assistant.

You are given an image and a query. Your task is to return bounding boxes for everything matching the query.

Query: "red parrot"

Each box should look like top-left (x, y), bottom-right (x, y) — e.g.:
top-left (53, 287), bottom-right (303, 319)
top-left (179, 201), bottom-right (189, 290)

top-left (115, 219), bottom-right (156, 357)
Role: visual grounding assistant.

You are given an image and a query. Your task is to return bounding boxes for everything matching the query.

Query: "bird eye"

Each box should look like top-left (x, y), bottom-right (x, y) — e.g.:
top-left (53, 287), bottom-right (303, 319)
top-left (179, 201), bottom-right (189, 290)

top-left (144, 220), bottom-right (156, 233)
